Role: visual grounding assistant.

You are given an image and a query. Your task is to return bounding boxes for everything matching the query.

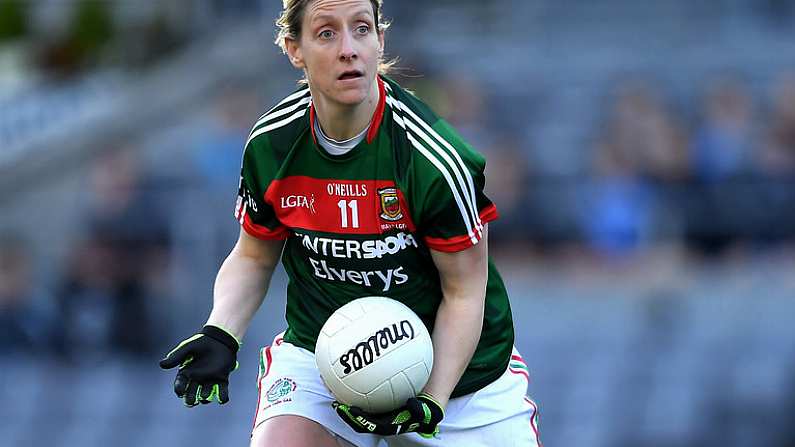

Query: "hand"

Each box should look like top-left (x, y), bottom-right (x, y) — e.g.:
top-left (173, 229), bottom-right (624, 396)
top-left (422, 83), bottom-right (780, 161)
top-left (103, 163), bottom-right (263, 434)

top-left (159, 325), bottom-right (240, 407)
top-left (333, 393), bottom-right (444, 437)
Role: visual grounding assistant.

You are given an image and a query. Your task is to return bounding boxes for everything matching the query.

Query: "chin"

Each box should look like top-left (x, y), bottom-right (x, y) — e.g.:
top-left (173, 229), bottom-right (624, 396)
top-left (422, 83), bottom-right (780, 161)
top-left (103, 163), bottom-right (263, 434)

top-left (333, 89), bottom-right (369, 106)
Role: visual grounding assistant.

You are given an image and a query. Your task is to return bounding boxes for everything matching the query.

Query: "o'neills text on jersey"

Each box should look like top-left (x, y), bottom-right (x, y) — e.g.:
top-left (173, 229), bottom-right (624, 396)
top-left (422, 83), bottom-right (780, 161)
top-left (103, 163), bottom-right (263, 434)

top-left (338, 320), bottom-right (416, 375)
top-left (327, 183), bottom-right (368, 197)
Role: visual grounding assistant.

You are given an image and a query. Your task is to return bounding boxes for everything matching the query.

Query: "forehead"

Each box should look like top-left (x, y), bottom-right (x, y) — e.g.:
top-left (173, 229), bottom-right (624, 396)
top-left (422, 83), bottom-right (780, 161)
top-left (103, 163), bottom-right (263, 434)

top-left (305, 0), bottom-right (374, 22)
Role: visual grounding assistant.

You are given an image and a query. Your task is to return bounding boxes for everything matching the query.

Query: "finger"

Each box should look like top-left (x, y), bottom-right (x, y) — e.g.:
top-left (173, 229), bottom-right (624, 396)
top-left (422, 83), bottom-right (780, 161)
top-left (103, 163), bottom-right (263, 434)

top-left (405, 397), bottom-right (425, 420)
top-left (174, 372), bottom-right (190, 397)
top-left (159, 335), bottom-right (202, 369)
top-left (333, 403), bottom-right (357, 423)
top-left (199, 383), bottom-right (215, 404)
top-left (183, 380), bottom-right (200, 407)
top-left (159, 347), bottom-right (188, 369)
top-left (334, 403), bottom-right (366, 433)
top-left (218, 383), bottom-right (229, 404)
top-left (337, 404), bottom-right (383, 434)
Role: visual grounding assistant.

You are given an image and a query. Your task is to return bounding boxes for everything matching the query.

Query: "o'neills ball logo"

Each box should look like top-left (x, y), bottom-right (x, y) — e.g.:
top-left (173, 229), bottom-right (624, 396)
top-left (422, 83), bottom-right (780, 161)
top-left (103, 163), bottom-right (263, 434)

top-left (339, 320), bottom-right (416, 375)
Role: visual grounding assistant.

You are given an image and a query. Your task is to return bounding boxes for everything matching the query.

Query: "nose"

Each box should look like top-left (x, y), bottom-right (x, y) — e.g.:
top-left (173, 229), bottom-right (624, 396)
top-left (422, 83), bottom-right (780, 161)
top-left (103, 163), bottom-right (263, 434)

top-left (339, 29), bottom-right (357, 61)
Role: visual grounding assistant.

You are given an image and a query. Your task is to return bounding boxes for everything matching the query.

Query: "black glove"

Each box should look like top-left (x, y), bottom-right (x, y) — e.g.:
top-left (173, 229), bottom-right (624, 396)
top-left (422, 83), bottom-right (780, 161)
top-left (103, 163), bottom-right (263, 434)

top-left (159, 325), bottom-right (240, 407)
top-left (333, 393), bottom-right (444, 437)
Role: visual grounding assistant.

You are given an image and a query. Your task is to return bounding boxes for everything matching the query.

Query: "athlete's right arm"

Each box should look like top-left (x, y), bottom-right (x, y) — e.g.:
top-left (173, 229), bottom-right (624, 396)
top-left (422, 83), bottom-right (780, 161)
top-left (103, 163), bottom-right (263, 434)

top-left (159, 228), bottom-right (284, 407)
top-left (206, 228), bottom-right (285, 340)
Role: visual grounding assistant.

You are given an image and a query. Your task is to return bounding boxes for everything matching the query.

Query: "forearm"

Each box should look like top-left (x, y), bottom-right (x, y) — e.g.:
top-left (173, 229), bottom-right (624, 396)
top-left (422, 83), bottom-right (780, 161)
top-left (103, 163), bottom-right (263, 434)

top-left (423, 225), bottom-right (489, 408)
top-left (206, 234), bottom-right (283, 341)
top-left (422, 292), bottom-right (484, 408)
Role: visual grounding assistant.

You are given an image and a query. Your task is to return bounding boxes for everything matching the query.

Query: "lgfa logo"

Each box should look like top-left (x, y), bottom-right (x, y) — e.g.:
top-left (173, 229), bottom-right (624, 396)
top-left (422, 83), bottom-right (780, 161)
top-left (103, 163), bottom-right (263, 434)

top-left (280, 194), bottom-right (316, 214)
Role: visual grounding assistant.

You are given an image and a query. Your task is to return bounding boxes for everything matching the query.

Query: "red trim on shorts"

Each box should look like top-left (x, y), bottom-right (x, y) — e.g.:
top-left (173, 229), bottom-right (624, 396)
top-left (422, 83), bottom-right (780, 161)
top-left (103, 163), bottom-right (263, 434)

top-left (251, 344), bottom-right (276, 432)
top-left (511, 354), bottom-right (527, 366)
top-left (263, 345), bottom-right (273, 378)
top-left (423, 204), bottom-right (500, 252)
top-left (252, 379), bottom-right (261, 431)
top-left (252, 349), bottom-right (266, 431)
top-left (509, 367), bottom-right (530, 384)
top-left (524, 397), bottom-right (543, 447)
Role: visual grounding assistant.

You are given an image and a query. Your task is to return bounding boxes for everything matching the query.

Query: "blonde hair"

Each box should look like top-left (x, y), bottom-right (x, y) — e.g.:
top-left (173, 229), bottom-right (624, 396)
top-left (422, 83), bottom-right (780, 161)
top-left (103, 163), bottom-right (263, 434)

top-left (275, 0), bottom-right (396, 76)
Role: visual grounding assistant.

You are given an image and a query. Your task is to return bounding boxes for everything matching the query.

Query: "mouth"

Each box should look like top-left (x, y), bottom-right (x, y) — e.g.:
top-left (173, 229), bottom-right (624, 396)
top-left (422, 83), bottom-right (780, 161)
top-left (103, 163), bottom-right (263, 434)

top-left (338, 70), bottom-right (364, 81)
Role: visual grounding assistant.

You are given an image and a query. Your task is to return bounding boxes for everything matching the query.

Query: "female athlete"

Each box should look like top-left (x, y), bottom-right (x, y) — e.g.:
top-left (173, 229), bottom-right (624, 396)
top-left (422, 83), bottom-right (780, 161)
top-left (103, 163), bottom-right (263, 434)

top-left (160, 1), bottom-right (541, 446)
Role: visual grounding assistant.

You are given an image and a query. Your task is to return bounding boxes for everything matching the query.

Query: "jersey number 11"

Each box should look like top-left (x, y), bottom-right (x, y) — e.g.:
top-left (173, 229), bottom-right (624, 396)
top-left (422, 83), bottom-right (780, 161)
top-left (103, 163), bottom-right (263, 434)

top-left (337, 200), bottom-right (360, 229)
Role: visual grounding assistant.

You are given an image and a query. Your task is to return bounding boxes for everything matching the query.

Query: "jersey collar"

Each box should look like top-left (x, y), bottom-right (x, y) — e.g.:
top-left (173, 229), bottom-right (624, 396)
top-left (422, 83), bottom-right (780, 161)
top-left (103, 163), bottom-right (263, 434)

top-left (309, 76), bottom-right (386, 146)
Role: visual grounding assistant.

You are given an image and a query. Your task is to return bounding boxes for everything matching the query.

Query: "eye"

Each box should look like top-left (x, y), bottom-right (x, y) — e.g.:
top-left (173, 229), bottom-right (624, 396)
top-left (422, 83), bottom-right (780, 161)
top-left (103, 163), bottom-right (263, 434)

top-left (356, 25), bottom-right (370, 35)
top-left (319, 29), bottom-right (334, 39)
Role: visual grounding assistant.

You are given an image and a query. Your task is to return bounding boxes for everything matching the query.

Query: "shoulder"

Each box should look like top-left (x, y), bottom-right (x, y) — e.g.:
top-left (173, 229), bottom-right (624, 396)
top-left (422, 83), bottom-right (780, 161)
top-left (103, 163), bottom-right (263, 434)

top-left (382, 77), bottom-right (486, 178)
top-left (244, 84), bottom-right (312, 162)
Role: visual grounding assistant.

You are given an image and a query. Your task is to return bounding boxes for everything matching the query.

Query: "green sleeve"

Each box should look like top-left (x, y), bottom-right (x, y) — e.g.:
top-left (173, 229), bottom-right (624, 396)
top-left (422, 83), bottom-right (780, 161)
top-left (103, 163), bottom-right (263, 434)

top-left (234, 135), bottom-right (289, 240)
top-left (411, 120), bottom-right (499, 252)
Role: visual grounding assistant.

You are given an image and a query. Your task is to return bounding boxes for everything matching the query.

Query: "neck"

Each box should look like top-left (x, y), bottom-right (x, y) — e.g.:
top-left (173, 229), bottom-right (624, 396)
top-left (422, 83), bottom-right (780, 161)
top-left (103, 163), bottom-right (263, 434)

top-left (312, 79), bottom-right (380, 141)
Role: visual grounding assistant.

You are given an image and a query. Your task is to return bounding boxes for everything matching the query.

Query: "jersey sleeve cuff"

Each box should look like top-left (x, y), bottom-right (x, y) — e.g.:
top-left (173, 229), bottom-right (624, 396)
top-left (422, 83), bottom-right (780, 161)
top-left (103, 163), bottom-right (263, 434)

top-left (242, 214), bottom-right (290, 240)
top-left (423, 204), bottom-right (499, 252)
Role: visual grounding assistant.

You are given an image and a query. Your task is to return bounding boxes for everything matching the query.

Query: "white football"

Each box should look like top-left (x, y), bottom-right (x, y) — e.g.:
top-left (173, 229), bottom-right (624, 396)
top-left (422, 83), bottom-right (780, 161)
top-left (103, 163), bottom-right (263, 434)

top-left (315, 296), bottom-right (434, 413)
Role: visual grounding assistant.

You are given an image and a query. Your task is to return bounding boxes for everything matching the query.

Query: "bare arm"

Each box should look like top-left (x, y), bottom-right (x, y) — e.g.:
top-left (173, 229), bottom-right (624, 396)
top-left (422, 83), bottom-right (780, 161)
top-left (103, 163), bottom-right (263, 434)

top-left (205, 228), bottom-right (285, 341)
top-left (422, 225), bottom-right (489, 408)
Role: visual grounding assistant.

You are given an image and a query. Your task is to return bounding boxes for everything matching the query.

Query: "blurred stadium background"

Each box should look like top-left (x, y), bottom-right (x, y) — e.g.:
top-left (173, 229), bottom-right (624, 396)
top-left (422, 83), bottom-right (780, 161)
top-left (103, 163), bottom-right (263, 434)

top-left (1, 0), bottom-right (795, 446)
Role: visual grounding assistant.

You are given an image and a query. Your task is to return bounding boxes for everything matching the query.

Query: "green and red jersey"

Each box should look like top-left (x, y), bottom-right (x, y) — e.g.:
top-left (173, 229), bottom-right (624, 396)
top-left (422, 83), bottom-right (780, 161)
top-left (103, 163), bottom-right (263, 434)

top-left (235, 76), bottom-right (514, 397)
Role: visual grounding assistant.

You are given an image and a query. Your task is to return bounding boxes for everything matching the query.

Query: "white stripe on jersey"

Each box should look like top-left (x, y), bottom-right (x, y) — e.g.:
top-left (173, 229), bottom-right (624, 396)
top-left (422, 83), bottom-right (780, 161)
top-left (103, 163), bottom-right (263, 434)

top-left (253, 87), bottom-right (310, 124)
top-left (386, 93), bottom-right (483, 233)
top-left (250, 96), bottom-right (311, 135)
top-left (387, 98), bottom-right (479, 244)
top-left (238, 201), bottom-right (247, 225)
top-left (401, 109), bottom-right (483, 235)
top-left (245, 106), bottom-right (308, 148)
top-left (386, 94), bottom-right (482, 241)
top-left (406, 132), bottom-right (479, 244)
top-left (385, 80), bottom-right (482, 231)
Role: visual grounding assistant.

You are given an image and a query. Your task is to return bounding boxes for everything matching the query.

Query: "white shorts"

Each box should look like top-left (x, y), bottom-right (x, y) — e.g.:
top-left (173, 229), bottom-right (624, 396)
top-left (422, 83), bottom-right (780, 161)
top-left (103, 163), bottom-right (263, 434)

top-left (251, 333), bottom-right (542, 447)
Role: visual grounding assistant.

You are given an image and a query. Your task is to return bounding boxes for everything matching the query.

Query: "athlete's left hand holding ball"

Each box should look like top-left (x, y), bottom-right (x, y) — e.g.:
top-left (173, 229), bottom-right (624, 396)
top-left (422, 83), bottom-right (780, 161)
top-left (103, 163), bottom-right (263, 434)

top-left (333, 228), bottom-right (491, 438)
top-left (333, 393), bottom-right (444, 437)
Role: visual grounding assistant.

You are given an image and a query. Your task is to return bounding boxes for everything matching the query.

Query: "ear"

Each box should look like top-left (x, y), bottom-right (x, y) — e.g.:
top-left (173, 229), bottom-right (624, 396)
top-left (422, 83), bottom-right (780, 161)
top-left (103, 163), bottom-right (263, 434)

top-left (377, 30), bottom-right (385, 55)
top-left (285, 37), bottom-right (305, 69)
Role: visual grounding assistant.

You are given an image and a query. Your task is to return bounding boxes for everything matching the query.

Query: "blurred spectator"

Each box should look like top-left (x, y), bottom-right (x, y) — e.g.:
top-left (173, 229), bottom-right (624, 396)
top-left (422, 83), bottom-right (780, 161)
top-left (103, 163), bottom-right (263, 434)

top-left (194, 82), bottom-right (257, 196)
top-left (0, 234), bottom-right (55, 355)
top-left (436, 74), bottom-right (492, 148)
top-left (480, 135), bottom-right (532, 249)
top-left (53, 149), bottom-right (169, 363)
top-left (191, 82), bottom-right (259, 256)
top-left (757, 72), bottom-right (795, 177)
top-left (604, 81), bottom-right (690, 183)
top-left (404, 71), bottom-right (494, 149)
top-left (691, 77), bottom-right (755, 183)
top-left (578, 81), bottom-right (685, 256)
top-left (580, 137), bottom-right (656, 257)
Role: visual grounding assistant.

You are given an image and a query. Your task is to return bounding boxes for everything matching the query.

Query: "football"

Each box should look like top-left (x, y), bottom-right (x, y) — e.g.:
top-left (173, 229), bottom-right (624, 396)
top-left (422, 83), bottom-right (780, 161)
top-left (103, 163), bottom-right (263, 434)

top-left (315, 296), bottom-right (434, 413)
